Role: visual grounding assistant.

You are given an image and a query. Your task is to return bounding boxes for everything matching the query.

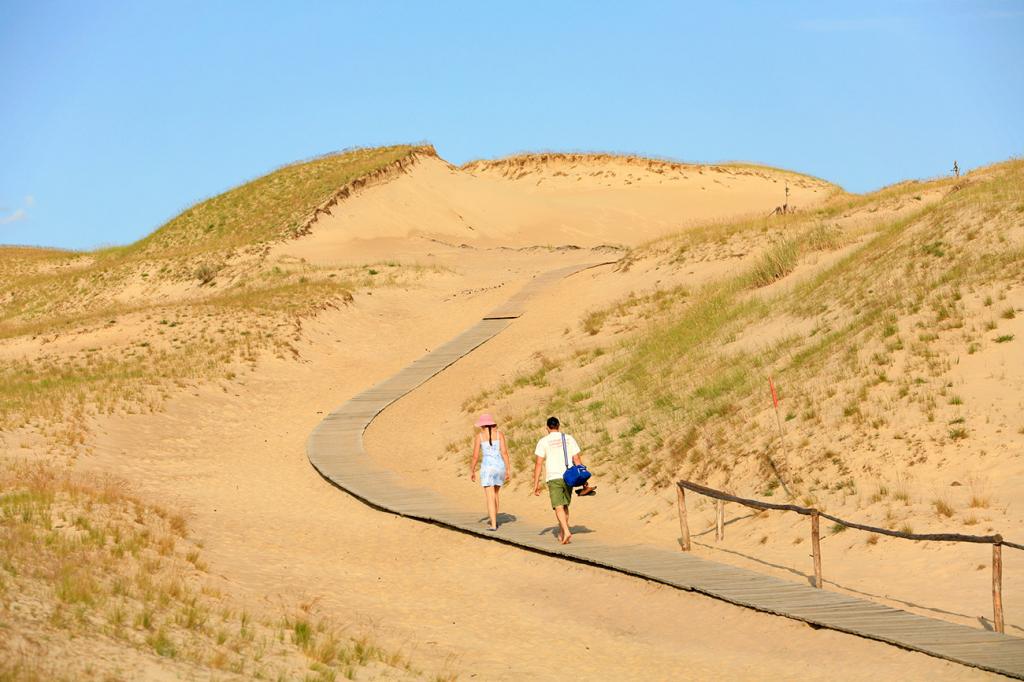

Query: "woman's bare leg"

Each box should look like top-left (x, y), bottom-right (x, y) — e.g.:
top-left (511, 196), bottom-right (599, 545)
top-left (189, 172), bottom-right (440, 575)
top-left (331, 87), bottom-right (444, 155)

top-left (494, 485), bottom-right (501, 524)
top-left (485, 486), bottom-right (498, 529)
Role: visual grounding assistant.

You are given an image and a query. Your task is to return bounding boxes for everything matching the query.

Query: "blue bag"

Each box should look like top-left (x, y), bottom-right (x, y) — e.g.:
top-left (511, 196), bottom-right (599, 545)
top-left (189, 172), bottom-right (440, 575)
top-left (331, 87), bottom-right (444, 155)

top-left (561, 433), bottom-right (591, 488)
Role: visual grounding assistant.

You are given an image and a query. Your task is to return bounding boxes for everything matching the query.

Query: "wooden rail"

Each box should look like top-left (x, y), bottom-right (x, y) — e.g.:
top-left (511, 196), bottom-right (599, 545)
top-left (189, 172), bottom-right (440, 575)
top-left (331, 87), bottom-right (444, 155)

top-left (676, 479), bottom-right (1022, 633)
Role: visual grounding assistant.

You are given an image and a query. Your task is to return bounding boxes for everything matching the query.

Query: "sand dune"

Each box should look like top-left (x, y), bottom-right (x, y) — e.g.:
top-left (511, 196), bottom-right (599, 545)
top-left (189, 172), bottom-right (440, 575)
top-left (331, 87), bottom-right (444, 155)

top-left (2, 148), bottom-right (1013, 680)
top-left (275, 152), bottom-right (835, 265)
top-left (366, 161), bottom-right (1024, 651)
top-left (80, 253), bottom-right (990, 681)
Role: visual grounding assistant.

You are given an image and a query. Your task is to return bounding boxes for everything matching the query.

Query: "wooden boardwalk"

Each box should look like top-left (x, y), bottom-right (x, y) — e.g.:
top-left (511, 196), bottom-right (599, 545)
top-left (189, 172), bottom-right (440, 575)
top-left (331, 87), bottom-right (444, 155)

top-left (306, 263), bottom-right (1024, 679)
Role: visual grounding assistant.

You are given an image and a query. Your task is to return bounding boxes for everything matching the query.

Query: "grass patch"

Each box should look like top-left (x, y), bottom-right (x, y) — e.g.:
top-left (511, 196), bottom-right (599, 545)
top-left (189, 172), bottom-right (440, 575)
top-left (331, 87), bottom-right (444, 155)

top-left (476, 160), bottom-right (1024, 496)
top-left (0, 458), bottom-right (435, 679)
top-left (0, 146), bottom-right (452, 449)
top-left (470, 161), bottom-right (1024, 490)
top-left (932, 497), bottom-right (955, 518)
top-left (147, 629), bottom-right (177, 658)
top-left (194, 261), bottom-right (221, 285)
top-left (582, 309), bottom-right (611, 336)
top-left (293, 619), bottom-right (314, 649)
top-left (132, 145), bottom-right (425, 256)
top-left (748, 239), bottom-right (798, 288)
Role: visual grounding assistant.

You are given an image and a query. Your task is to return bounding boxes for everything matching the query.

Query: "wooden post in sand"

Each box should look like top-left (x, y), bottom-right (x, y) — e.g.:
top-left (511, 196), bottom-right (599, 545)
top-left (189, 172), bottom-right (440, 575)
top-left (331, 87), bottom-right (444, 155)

top-left (716, 500), bottom-right (725, 542)
top-left (993, 537), bottom-right (1004, 633)
top-left (811, 511), bottom-right (823, 589)
top-left (676, 486), bottom-right (691, 551)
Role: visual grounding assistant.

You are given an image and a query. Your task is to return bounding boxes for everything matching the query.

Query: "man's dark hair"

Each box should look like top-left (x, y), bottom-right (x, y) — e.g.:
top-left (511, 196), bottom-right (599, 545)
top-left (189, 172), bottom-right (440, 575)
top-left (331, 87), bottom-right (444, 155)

top-left (546, 416), bottom-right (560, 429)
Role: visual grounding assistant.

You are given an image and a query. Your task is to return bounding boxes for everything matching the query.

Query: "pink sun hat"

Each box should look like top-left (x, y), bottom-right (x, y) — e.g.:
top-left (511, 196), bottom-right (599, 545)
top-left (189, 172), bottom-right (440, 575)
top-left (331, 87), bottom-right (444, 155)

top-left (474, 413), bottom-right (497, 427)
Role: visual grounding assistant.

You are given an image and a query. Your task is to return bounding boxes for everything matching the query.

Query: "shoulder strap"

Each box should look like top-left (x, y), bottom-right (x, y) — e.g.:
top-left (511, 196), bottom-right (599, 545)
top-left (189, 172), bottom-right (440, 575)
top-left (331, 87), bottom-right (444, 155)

top-left (561, 433), bottom-right (569, 470)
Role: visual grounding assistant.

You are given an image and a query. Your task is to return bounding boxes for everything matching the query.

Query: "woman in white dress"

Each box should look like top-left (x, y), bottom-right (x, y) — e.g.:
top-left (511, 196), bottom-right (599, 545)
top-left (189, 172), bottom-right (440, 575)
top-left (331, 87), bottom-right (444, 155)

top-left (469, 413), bottom-right (511, 531)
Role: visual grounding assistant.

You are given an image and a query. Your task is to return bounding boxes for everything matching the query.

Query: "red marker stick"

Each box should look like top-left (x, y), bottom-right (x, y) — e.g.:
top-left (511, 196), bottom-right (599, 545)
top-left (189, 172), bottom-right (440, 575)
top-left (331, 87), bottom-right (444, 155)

top-left (769, 376), bottom-right (791, 496)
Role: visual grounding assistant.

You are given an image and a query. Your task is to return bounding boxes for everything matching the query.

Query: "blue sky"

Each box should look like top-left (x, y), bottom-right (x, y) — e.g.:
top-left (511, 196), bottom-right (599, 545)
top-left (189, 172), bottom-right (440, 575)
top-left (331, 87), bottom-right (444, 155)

top-left (2, 1), bottom-right (1022, 251)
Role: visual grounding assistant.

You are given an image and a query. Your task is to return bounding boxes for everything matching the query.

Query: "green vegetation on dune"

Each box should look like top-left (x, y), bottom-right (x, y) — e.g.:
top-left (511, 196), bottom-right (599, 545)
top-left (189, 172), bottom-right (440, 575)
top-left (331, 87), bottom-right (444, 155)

top-left (0, 247), bottom-right (80, 297)
top-left (0, 259), bottom-right (449, 446)
top-left (1, 145), bottom-right (452, 678)
top-left (128, 144), bottom-right (427, 256)
top-left (0, 460), bottom-right (427, 680)
top-left (0, 144), bottom-right (444, 445)
top-left (469, 160), bottom-right (1024, 496)
top-left (1, 144), bottom-right (426, 278)
top-left (1, 144), bottom-right (429, 330)
top-left (463, 150), bottom-right (840, 189)
top-left (0, 245), bottom-right (72, 268)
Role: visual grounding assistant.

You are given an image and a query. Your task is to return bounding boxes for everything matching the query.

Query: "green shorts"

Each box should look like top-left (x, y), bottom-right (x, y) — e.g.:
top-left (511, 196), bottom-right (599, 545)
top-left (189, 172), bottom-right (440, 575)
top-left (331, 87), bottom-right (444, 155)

top-left (547, 479), bottom-right (572, 508)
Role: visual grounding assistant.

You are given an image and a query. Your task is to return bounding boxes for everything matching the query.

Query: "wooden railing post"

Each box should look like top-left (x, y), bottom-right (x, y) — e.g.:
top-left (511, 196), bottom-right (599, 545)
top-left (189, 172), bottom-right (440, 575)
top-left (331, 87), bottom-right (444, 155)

top-left (811, 511), bottom-right (822, 589)
top-left (993, 536), bottom-right (1004, 633)
top-left (674, 478), bottom-right (1023, 608)
top-left (716, 500), bottom-right (725, 542)
top-left (677, 486), bottom-right (691, 551)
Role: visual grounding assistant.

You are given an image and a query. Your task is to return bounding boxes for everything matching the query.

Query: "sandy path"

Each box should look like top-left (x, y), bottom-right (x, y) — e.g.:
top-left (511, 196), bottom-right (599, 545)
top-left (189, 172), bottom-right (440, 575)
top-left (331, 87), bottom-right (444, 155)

top-left (75, 247), bottom-right (992, 680)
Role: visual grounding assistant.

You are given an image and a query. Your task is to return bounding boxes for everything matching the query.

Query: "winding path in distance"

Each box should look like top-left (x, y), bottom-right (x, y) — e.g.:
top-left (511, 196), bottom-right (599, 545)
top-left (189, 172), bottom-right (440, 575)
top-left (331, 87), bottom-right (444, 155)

top-left (306, 262), bottom-right (1024, 679)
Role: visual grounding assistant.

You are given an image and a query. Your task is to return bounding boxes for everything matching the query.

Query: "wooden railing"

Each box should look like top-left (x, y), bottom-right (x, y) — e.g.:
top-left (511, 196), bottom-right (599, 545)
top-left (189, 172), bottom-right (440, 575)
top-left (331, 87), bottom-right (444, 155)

top-left (676, 479), bottom-right (1024, 633)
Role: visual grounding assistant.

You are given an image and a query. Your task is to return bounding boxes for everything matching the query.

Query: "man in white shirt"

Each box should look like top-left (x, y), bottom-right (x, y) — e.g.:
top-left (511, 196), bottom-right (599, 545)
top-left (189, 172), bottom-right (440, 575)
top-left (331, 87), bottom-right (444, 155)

top-left (532, 416), bottom-right (594, 544)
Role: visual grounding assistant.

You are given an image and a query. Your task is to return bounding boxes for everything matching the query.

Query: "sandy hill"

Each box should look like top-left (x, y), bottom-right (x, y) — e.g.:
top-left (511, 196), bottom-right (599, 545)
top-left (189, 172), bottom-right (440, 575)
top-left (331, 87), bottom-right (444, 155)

top-left (368, 158), bottom-right (1024, 646)
top-left (1, 146), bottom-right (429, 334)
top-left (1, 144), bottom-right (1017, 680)
top-left (277, 150), bottom-right (836, 263)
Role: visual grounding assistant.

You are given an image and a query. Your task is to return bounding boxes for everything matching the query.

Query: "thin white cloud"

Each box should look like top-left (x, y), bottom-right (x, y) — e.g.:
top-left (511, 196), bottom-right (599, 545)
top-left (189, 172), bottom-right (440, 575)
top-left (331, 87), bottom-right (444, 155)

top-left (0, 208), bottom-right (27, 225)
top-left (1, 195), bottom-right (34, 226)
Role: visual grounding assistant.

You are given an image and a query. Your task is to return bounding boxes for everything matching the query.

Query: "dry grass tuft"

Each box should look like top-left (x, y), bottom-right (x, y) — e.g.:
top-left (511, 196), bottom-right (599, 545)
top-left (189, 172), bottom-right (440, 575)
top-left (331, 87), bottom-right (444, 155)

top-left (932, 497), bottom-right (955, 518)
top-left (748, 239), bottom-right (799, 288)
